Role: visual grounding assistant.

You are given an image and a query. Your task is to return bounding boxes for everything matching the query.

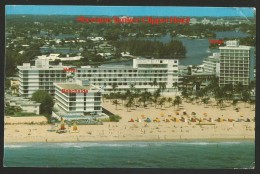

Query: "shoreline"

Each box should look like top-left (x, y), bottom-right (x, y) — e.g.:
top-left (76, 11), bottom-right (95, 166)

top-left (4, 138), bottom-right (255, 144)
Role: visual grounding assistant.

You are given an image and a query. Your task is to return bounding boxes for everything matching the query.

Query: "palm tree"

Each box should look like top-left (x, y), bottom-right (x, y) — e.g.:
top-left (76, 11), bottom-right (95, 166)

top-left (173, 96), bottom-right (182, 110)
top-left (158, 97), bottom-right (166, 109)
top-left (213, 85), bottom-right (225, 108)
top-left (167, 97), bottom-right (173, 107)
top-left (112, 83), bottom-right (118, 93)
top-left (223, 83), bottom-right (234, 102)
top-left (241, 90), bottom-right (250, 107)
top-left (234, 82), bottom-right (244, 99)
top-left (151, 78), bottom-right (158, 91)
top-left (112, 100), bottom-right (120, 110)
top-left (152, 89), bottom-right (161, 108)
top-left (172, 82), bottom-right (178, 96)
top-left (139, 91), bottom-right (152, 108)
top-left (159, 82), bottom-right (167, 94)
top-left (125, 96), bottom-right (134, 112)
top-left (201, 97), bottom-right (210, 107)
top-left (232, 99), bottom-right (238, 109)
top-left (129, 83), bottom-right (136, 93)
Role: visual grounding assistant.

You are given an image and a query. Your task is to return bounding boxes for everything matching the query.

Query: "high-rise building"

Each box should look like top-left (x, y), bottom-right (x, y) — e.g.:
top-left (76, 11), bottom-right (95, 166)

top-left (219, 40), bottom-right (255, 86)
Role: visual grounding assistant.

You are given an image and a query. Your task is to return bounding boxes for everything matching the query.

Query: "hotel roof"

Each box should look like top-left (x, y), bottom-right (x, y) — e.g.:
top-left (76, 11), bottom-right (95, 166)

top-left (54, 83), bottom-right (98, 90)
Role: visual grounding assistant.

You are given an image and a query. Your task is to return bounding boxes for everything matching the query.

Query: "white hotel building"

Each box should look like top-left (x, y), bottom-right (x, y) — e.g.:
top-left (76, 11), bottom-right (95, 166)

top-left (18, 58), bottom-right (180, 98)
top-left (202, 53), bottom-right (220, 76)
top-left (53, 79), bottom-right (102, 117)
top-left (219, 40), bottom-right (255, 86)
top-left (17, 59), bottom-right (68, 98)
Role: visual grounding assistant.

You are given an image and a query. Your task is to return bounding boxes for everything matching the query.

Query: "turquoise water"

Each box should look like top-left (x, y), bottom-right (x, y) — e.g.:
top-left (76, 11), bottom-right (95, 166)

top-left (4, 141), bottom-right (255, 168)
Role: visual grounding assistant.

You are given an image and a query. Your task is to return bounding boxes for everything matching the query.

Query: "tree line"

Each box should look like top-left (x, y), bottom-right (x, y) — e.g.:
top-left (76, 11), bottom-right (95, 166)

top-left (116, 39), bottom-right (186, 58)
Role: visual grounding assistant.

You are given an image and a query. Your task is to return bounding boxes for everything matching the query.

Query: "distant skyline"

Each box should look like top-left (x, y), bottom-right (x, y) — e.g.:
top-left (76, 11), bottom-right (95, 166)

top-left (6, 6), bottom-right (255, 17)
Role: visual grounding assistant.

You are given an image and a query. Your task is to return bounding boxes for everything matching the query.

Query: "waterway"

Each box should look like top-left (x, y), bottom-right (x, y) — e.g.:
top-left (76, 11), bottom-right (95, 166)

top-left (105, 30), bottom-right (250, 66)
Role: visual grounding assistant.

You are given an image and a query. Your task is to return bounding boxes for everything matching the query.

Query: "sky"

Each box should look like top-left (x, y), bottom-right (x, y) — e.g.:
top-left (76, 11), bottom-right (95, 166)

top-left (6, 6), bottom-right (255, 17)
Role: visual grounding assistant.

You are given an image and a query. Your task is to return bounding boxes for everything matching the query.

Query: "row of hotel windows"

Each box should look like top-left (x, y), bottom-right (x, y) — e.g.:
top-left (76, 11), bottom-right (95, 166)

top-left (219, 80), bottom-right (249, 84)
top-left (220, 50), bottom-right (249, 53)
top-left (219, 74), bottom-right (249, 78)
top-left (68, 97), bottom-right (100, 101)
top-left (78, 69), bottom-right (138, 73)
top-left (220, 69), bottom-right (249, 72)
top-left (81, 78), bottom-right (167, 82)
top-left (77, 74), bottom-right (168, 78)
top-left (91, 82), bottom-right (169, 86)
top-left (22, 70), bottom-right (65, 74)
top-left (21, 69), bottom-right (171, 74)
top-left (68, 106), bottom-right (101, 111)
top-left (220, 53), bottom-right (249, 57)
top-left (220, 56), bottom-right (249, 60)
top-left (220, 60), bottom-right (249, 63)
top-left (68, 101), bottom-right (101, 106)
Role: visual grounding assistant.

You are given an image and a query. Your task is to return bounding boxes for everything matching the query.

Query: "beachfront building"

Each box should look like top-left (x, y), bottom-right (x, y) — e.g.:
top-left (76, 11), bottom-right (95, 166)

top-left (54, 79), bottom-right (102, 114)
top-left (202, 53), bottom-right (220, 76)
top-left (53, 79), bottom-right (106, 120)
top-left (18, 58), bottom-right (180, 98)
top-left (76, 58), bottom-right (179, 93)
top-left (219, 40), bottom-right (255, 86)
top-left (17, 59), bottom-right (69, 98)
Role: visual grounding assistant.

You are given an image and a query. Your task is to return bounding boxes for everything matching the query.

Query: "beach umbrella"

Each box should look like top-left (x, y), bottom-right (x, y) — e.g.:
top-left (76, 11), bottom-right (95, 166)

top-left (203, 113), bottom-right (207, 116)
top-left (128, 118), bottom-right (134, 122)
top-left (146, 118), bottom-right (151, 123)
top-left (161, 113), bottom-right (165, 117)
top-left (73, 122), bottom-right (78, 131)
top-left (191, 112), bottom-right (196, 115)
top-left (59, 118), bottom-right (66, 130)
top-left (141, 114), bottom-right (146, 119)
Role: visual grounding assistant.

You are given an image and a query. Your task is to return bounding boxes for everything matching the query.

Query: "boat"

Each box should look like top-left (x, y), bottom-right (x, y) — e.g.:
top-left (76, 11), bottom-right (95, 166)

top-left (71, 122), bottom-right (79, 133)
top-left (56, 118), bottom-right (67, 134)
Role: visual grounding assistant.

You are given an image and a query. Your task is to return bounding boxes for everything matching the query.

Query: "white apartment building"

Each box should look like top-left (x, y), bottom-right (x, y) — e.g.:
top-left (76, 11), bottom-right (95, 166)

top-left (219, 40), bottom-right (255, 86)
top-left (53, 79), bottom-right (102, 117)
top-left (18, 58), bottom-right (180, 98)
top-left (203, 53), bottom-right (220, 76)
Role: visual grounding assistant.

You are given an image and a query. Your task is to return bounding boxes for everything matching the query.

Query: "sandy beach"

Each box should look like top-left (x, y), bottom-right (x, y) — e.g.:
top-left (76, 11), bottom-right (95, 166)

top-left (4, 98), bottom-right (255, 143)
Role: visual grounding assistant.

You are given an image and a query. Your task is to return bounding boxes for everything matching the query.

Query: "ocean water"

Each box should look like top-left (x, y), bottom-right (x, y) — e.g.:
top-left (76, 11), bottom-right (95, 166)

top-left (4, 140), bottom-right (255, 168)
